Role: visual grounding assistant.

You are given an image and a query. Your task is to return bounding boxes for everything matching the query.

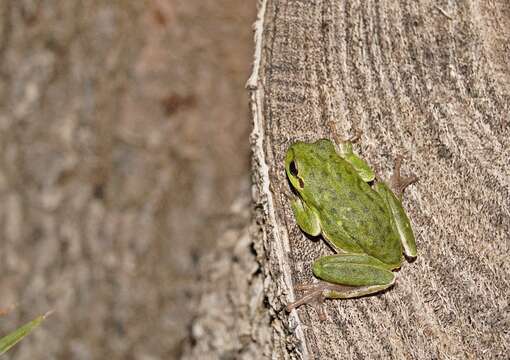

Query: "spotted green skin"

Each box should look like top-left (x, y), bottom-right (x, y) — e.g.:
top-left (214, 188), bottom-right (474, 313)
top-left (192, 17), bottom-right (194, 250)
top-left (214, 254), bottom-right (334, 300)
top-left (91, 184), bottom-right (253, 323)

top-left (285, 139), bottom-right (416, 299)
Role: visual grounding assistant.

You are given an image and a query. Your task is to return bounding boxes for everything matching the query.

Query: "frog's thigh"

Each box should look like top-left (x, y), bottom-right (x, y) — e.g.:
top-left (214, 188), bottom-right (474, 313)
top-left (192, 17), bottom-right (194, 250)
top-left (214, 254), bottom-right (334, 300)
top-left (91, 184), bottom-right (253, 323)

top-left (313, 254), bottom-right (395, 298)
top-left (291, 198), bottom-right (321, 236)
top-left (374, 183), bottom-right (417, 257)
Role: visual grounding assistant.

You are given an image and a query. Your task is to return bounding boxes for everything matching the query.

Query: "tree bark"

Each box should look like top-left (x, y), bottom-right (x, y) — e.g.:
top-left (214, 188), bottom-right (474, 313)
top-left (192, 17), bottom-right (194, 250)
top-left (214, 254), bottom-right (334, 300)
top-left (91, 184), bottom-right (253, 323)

top-left (0, 1), bottom-right (254, 358)
top-left (188, 0), bottom-right (510, 359)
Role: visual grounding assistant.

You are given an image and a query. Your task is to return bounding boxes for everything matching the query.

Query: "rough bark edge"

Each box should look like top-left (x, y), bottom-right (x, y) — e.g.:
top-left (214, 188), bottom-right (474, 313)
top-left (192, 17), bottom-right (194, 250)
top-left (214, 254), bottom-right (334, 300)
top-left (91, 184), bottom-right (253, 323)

top-left (247, 1), bottom-right (309, 358)
top-left (181, 194), bottom-right (272, 359)
top-left (183, 1), bottom-right (310, 358)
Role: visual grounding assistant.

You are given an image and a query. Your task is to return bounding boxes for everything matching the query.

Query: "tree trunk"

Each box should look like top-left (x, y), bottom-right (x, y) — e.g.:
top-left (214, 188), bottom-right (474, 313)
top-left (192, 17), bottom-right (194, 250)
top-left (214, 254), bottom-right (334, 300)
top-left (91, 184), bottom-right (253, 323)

top-left (0, 1), bottom-right (254, 358)
top-left (188, 0), bottom-right (509, 359)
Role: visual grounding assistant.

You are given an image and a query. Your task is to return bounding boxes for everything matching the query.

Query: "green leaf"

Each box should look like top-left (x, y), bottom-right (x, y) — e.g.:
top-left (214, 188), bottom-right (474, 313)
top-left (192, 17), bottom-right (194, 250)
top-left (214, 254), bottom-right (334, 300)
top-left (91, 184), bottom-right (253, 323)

top-left (0, 312), bottom-right (50, 356)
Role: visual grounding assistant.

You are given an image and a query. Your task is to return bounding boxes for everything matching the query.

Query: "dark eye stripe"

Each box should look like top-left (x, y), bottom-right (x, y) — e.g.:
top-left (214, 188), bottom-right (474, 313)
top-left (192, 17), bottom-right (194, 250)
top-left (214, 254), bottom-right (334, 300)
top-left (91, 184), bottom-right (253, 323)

top-left (289, 160), bottom-right (298, 176)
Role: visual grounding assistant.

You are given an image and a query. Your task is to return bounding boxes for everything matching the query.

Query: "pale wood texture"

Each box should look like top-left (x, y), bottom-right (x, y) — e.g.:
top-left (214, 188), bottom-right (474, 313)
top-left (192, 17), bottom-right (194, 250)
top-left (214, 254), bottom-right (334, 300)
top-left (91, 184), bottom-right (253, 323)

top-left (248, 0), bottom-right (509, 359)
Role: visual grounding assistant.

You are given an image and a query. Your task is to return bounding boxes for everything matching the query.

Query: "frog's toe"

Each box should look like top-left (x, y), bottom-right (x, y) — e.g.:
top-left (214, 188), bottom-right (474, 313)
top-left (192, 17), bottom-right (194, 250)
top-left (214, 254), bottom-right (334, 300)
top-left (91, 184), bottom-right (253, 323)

top-left (346, 128), bottom-right (363, 143)
top-left (390, 155), bottom-right (418, 197)
top-left (287, 283), bottom-right (328, 320)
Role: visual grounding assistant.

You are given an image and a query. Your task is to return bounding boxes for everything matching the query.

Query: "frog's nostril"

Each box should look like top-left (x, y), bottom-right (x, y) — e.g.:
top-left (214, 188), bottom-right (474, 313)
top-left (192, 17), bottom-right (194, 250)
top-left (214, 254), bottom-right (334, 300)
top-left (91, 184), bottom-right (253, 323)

top-left (290, 160), bottom-right (299, 176)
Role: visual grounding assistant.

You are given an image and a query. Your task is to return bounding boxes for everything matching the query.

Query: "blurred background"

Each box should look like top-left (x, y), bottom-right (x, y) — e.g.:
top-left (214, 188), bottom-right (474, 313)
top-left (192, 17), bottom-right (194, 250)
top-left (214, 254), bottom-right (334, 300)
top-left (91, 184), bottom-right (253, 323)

top-left (0, 1), bottom-right (255, 358)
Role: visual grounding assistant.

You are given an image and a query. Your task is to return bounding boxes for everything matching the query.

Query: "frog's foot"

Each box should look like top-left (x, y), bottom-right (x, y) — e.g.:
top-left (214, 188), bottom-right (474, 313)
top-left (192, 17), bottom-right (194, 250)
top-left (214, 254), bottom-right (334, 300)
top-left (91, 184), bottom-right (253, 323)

top-left (287, 282), bottom-right (375, 321)
top-left (390, 155), bottom-right (418, 198)
top-left (287, 280), bottom-right (398, 321)
top-left (345, 128), bottom-right (362, 143)
top-left (286, 283), bottom-right (328, 320)
top-left (327, 120), bottom-right (362, 146)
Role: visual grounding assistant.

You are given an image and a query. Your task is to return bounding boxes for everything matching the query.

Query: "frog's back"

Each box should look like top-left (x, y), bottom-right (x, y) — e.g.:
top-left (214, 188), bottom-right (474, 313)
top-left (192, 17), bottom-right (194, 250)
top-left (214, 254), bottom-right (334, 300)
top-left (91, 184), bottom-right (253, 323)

top-left (315, 155), bottom-right (402, 266)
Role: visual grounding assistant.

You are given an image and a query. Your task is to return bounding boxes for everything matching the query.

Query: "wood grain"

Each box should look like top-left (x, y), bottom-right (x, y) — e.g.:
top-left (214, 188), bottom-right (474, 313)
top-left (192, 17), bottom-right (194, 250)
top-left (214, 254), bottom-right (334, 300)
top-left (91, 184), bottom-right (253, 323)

top-left (250, 0), bottom-right (509, 358)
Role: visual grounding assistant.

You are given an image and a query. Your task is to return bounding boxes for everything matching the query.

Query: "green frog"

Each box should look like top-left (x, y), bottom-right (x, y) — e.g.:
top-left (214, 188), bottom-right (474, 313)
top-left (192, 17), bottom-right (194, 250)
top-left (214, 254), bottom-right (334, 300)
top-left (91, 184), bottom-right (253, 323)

top-left (285, 138), bottom-right (417, 319)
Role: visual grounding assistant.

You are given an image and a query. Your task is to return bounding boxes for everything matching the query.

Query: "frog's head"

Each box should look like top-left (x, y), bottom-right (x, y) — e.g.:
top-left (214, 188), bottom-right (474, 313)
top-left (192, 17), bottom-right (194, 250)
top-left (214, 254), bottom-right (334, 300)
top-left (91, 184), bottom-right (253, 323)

top-left (285, 139), bottom-right (335, 197)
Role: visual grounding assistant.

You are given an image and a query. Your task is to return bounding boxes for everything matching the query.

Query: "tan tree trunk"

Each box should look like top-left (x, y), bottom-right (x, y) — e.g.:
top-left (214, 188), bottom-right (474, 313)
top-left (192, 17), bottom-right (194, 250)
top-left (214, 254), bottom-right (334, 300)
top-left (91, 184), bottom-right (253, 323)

top-left (186, 0), bottom-right (509, 359)
top-left (0, 1), bottom-right (254, 358)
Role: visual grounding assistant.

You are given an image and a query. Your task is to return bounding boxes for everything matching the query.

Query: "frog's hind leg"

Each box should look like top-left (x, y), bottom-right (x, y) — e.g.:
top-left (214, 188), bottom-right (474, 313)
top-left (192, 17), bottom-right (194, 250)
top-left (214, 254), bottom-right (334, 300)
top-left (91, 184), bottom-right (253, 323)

top-left (287, 281), bottom-right (394, 321)
top-left (287, 254), bottom-right (396, 319)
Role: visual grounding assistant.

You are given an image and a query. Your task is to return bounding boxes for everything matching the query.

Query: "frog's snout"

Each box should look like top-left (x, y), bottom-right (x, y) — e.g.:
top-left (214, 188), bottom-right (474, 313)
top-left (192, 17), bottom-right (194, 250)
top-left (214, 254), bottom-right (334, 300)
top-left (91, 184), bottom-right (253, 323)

top-left (285, 148), bottom-right (296, 175)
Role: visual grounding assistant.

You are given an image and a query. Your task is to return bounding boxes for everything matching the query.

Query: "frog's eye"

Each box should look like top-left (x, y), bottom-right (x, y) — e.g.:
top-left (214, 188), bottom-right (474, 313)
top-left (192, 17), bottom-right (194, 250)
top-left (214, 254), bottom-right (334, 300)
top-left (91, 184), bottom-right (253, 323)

top-left (289, 160), bottom-right (299, 176)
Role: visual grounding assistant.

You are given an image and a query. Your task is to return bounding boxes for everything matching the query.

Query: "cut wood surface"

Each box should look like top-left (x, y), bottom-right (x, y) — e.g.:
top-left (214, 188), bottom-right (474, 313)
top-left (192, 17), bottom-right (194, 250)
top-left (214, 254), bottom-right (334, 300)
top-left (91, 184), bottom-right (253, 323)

top-left (248, 0), bottom-right (509, 359)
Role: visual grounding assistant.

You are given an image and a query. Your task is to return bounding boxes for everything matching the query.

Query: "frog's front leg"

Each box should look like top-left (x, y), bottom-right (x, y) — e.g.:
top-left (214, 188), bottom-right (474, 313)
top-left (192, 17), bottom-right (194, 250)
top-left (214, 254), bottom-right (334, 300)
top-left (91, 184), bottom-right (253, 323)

top-left (337, 141), bottom-right (376, 182)
top-left (290, 198), bottom-right (321, 236)
top-left (287, 254), bottom-right (396, 320)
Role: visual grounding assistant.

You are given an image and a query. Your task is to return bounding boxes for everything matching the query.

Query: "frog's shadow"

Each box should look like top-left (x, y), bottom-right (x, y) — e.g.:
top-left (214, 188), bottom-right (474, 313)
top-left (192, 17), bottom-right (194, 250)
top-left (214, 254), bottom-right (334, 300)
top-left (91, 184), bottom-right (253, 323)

top-left (285, 175), bottom-right (299, 197)
top-left (303, 232), bottom-right (322, 243)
